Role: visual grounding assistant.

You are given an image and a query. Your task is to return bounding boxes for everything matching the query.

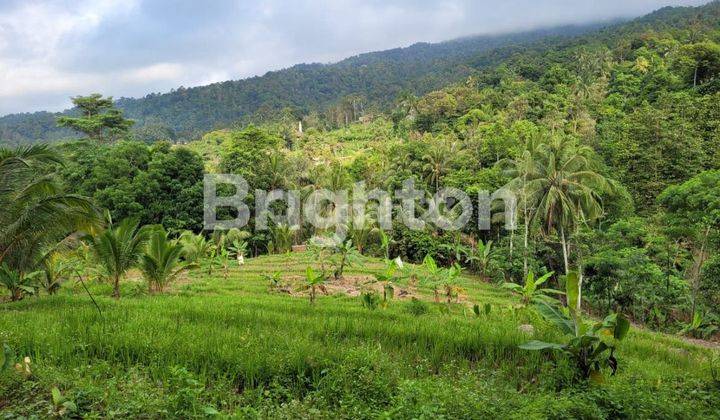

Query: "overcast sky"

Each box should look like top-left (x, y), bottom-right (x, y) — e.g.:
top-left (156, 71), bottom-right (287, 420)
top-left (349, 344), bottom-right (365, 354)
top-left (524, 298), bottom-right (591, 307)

top-left (0, 0), bottom-right (709, 115)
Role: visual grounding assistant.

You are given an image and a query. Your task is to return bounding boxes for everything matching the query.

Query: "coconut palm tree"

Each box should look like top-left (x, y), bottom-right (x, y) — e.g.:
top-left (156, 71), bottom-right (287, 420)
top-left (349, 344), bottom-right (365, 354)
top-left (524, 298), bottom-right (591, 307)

top-left (0, 145), bottom-right (98, 273)
top-left (421, 146), bottom-right (451, 191)
top-left (268, 223), bottom-right (294, 254)
top-left (85, 218), bottom-right (151, 298)
top-left (140, 228), bottom-right (193, 293)
top-left (532, 138), bottom-right (609, 273)
top-left (348, 218), bottom-right (378, 255)
top-left (504, 136), bottom-right (610, 275)
top-left (40, 251), bottom-right (70, 295)
top-left (500, 137), bottom-right (541, 278)
top-left (179, 231), bottom-right (215, 263)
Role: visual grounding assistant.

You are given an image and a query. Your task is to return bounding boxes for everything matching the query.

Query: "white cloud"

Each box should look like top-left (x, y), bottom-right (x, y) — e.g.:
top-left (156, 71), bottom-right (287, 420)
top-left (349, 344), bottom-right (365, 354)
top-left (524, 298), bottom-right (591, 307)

top-left (0, 0), bottom-right (711, 115)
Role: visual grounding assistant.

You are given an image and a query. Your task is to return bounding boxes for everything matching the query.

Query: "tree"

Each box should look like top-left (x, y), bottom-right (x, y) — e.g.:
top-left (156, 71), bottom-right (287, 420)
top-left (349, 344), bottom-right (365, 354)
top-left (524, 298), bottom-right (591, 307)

top-left (421, 142), bottom-right (451, 191)
top-left (220, 126), bottom-right (282, 190)
top-left (61, 141), bottom-right (205, 232)
top-left (85, 218), bottom-right (151, 298)
top-left (179, 231), bottom-right (214, 264)
top-left (468, 240), bottom-right (496, 281)
top-left (140, 228), bottom-right (193, 293)
top-left (57, 94), bottom-right (134, 143)
top-left (679, 42), bottom-right (720, 87)
top-left (0, 145), bottom-right (98, 273)
top-left (658, 170), bottom-right (720, 319)
top-left (503, 136), bottom-right (612, 309)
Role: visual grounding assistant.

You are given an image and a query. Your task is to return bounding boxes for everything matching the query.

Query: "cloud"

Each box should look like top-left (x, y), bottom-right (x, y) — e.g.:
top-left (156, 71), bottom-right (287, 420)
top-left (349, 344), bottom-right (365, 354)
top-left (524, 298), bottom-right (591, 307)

top-left (0, 0), bottom-right (710, 115)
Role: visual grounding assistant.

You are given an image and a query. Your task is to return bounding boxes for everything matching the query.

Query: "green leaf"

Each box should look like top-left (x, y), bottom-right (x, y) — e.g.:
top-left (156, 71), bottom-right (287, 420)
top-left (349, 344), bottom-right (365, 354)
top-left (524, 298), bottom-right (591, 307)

top-left (534, 271), bottom-right (554, 286)
top-left (519, 340), bottom-right (566, 351)
top-left (614, 314), bottom-right (630, 340)
top-left (51, 387), bottom-right (63, 406)
top-left (1, 343), bottom-right (13, 370)
top-left (565, 271), bottom-right (580, 316)
top-left (502, 283), bottom-right (522, 292)
top-left (535, 301), bottom-right (574, 336)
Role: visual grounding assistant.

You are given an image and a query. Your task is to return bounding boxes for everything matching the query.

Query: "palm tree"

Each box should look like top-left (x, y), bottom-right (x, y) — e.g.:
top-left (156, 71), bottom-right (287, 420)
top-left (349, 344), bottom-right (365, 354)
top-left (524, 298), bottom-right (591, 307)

top-left (500, 137), bottom-right (541, 277)
top-left (348, 218), bottom-right (378, 254)
top-left (0, 145), bottom-right (98, 273)
top-left (179, 231), bottom-right (215, 263)
top-left (140, 228), bottom-right (193, 293)
top-left (534, 138), bottom-right (608, 272)
top-left (504, 137), bottom-right (609, 273)
top-left (86, 218), bottom-right (151, 298)
top-left (268, 223), bottom-right (294, 254)
top-left (40, 251), bottom-right (70, 295)
top-left (421, 146), bottom-right (451, 191)
top-left (265, 152), bottom-right (288, 190)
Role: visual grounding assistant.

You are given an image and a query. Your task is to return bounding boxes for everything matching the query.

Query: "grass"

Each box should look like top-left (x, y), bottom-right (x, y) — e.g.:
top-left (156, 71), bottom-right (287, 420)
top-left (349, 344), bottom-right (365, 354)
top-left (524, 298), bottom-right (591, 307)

top-left (1, 253), bottom-right (719, 418)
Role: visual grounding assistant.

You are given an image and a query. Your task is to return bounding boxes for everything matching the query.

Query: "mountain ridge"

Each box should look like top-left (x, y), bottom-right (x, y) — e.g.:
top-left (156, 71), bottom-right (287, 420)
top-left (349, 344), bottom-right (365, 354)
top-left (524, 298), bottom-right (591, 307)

top-left (1, 1), bottom-right (717, 144)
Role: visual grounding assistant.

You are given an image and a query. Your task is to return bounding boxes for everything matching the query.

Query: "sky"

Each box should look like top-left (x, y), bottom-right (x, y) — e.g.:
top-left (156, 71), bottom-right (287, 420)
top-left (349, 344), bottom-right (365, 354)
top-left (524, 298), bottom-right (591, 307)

top-left (0, 0), bottom-right (710, 115)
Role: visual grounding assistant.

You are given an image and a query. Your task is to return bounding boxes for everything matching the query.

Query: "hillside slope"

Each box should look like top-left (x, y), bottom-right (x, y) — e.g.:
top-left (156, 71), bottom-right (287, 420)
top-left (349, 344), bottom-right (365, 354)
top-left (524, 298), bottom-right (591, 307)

top-left (1, 2), bottom-right (718, 145)
top-left (1, 24), bottom-right (607, 144)
top-left (1, 253), bottom-right (718, 417)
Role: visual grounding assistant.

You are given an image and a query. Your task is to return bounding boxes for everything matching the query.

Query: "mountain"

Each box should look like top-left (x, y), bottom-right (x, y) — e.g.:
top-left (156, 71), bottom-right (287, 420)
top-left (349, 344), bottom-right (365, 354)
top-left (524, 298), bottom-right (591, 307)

top-left (0, 24), bottom-right (608, 145)
top-left (1, 1), bottom-right (718, 144)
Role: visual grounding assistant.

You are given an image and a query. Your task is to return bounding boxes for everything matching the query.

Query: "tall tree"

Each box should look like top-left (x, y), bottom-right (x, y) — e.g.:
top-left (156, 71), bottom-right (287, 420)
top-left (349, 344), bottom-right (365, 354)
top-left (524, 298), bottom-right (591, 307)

top-left (504, 136), bottom-right (611, 304)
top-left (658, 170), bottom-right (720, 318)
top-left (57, 94), bottom-right (134, 143)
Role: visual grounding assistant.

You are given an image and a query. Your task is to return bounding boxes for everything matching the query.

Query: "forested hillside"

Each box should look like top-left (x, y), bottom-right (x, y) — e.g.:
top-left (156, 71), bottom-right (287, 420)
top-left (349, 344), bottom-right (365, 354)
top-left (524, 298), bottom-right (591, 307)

top-left (2, 2), bottom-right (720, 417)
top-left (0, 24), bottom-right (608, 144)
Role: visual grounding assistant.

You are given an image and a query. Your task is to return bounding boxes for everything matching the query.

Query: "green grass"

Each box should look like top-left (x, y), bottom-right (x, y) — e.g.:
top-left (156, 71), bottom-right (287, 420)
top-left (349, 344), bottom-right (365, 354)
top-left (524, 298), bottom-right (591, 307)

top-left (1, 253), bottom-right (719, 418)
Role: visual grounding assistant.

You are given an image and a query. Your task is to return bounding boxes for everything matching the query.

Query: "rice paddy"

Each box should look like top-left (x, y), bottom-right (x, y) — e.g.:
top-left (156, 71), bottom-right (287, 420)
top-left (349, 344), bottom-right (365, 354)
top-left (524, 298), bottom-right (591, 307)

top-left (1, 253), bottom-right (718, 418)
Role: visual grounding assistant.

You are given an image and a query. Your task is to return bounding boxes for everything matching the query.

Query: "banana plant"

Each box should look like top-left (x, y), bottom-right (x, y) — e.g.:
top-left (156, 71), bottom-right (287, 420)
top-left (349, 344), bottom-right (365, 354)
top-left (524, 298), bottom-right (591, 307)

top-left (304, 266), bottom-right (327, 305)
top-left (439, 239), bottom-right (471, 266)
top-left (520, 271), bottom-right (631, 382)
top-left (442, 263), bottom-right (463, 303)
top-left (502, 271), bottom-right (561, 305)
top-left (372, 257), bottom-right (404, 304)
top-left (421, 254), bottom-right (444, 302)
top-left (378, 229), bottom-right (393, 260)
top-left (679, 311), bottom-right (718, 338)
top-left (263, 271), bottom-right (283, 291)
top-left (0, 263), bottom-right (40, 301)
top-left (331, 240), bottom-right (361, 280)
top-left (208, 246), bottom-right (230, 278)
top-left (361, 291), bottom-right (380, 310)
top-left (467, 239), bottom-right (495, 281)
top-left (228, 240), bottom-right (248, 266)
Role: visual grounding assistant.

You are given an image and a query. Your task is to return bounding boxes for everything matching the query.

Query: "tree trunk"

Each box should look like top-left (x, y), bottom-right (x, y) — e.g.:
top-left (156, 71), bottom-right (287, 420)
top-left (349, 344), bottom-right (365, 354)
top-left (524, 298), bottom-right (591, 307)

top-left (560, 226), bottom-right (570, 275)
top-left (690, 225), bottom-right (711, 318)
top-left (523, 214), bottom-right (529, 279)
top-left (112, 275), bottom-right (121, 299)
top-left (509, 228), bottom-right (514, 263)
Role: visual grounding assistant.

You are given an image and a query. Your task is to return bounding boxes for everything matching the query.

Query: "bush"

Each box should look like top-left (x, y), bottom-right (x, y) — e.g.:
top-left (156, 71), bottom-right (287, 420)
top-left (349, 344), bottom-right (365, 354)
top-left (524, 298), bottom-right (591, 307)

top-left (405, 298), bottom-right (430, 316)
